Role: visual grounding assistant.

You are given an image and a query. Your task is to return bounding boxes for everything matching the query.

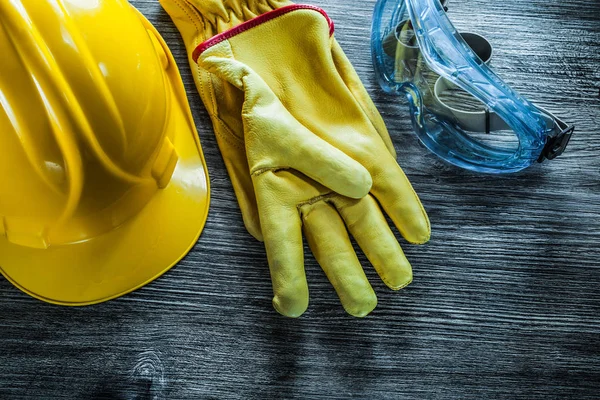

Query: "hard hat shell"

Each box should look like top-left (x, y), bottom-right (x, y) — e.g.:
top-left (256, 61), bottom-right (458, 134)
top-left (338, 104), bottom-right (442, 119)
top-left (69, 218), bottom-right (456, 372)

top-left (0, 0), bottom-right (210, 305)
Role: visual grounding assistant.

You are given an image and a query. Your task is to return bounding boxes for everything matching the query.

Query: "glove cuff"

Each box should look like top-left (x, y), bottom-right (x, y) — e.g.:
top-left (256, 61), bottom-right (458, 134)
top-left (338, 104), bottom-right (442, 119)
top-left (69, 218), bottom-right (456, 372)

top-left (193, 4), bottom-right (334, 62)
top-left (186, 0), bottom-right (292, 30)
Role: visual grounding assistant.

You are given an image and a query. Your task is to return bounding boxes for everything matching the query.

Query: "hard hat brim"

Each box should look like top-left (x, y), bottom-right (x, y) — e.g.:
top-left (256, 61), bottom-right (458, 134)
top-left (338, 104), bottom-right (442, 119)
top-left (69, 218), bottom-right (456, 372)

top-left (0, 11), bottom-right (210, 306)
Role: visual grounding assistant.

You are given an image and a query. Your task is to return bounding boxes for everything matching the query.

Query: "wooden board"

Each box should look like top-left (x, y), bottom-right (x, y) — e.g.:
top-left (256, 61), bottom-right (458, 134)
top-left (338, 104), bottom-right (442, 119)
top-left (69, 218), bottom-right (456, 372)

top-left (1, 0), bottom-right (599, 398)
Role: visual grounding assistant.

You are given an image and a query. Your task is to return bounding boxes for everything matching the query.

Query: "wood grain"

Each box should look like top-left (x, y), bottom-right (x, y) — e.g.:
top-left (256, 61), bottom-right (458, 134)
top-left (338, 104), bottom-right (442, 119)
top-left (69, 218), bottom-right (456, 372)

top-left (1, 0), bottom-right (599, 398)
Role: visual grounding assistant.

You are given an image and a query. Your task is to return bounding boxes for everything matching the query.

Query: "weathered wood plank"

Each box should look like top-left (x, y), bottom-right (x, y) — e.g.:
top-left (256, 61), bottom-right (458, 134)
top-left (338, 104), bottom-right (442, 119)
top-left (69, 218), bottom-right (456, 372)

top-left (1, 0), bottom-right (599, 398)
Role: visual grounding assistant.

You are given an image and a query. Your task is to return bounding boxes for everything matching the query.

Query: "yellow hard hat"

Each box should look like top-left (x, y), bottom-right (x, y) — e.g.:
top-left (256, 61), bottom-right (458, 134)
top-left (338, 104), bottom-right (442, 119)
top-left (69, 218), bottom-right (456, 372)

top-left (0, 0), bottom-right (210, 305)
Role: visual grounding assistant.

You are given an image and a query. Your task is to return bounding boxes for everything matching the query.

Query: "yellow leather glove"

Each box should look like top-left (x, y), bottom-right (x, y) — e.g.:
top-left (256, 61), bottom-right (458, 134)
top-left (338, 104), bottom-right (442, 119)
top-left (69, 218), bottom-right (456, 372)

top-left (161, 0), bottom-right (431, 317)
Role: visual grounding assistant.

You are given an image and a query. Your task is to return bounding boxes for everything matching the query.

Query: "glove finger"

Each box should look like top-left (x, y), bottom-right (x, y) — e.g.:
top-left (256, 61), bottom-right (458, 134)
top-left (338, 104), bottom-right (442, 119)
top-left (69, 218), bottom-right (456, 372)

top-left (237, 71), bottom-right (373, 200)
top-left (301, 201), bottom-right (377, 317)
top-left (330, 40), bottom-right (397, 158)
top-left (199, 50), bottom-right (373, 200)
top-left (370, 156), bottom-right (431, 244)
top-left (255, 174), bottom-right (309, 318)
top-left (330, 195), bottom-right (413, 290)
top-left (284, 127), bottom-right (373, 200)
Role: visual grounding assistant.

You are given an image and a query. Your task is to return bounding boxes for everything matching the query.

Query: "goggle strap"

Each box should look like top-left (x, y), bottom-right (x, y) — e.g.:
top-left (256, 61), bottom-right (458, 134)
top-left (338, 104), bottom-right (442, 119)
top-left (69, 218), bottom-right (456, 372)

top-left (434, 76), bottom-right (574, 162)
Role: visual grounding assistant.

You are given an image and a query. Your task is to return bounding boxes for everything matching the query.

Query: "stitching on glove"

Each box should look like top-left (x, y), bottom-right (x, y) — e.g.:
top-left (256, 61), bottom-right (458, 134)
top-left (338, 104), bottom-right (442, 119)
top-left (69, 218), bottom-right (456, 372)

top-left (198, 69), bottom-right (247, 151)
top-left (251, 166), bottom-right (290, 176)
top-left (297, 193), bottom-right (337, 217)
top-left (172, 0), bottom-right (201, 31)
top-left (298, 196), bottom-right (414, 291)
top-left (403, 178), bottom-right (431, 240)
top-left (170, 0), bottom-right (218, 118)
top-left (171, 0), bottom-right (246, 151)
top-left (170, 0), bottom-right (214, 112)
top-left (206, 42), bottom-right (251, 151)
top-left (213, 117), bottom-right (245, 150)
top-left (389, 278), bottom-right (412, 291)
top-left (200, 40), bottom-right (246, 149)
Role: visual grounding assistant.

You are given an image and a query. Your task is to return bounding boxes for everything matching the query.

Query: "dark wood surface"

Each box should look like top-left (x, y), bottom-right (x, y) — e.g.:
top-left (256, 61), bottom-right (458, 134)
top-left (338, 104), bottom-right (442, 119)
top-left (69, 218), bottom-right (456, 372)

top-left (1, 0), bottom-right (599, 398)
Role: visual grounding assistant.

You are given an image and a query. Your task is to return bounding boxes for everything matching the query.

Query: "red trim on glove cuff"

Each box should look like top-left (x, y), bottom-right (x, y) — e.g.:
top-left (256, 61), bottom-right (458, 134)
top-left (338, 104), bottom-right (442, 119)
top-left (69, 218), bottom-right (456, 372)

top-left (192, 4), bottom-right (335, 62)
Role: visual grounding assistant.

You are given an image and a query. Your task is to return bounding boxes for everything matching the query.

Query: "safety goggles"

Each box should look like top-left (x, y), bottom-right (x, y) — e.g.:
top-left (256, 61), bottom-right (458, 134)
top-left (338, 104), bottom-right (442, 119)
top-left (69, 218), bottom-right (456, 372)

top-left (371, 0), bottom-right (573, 173)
